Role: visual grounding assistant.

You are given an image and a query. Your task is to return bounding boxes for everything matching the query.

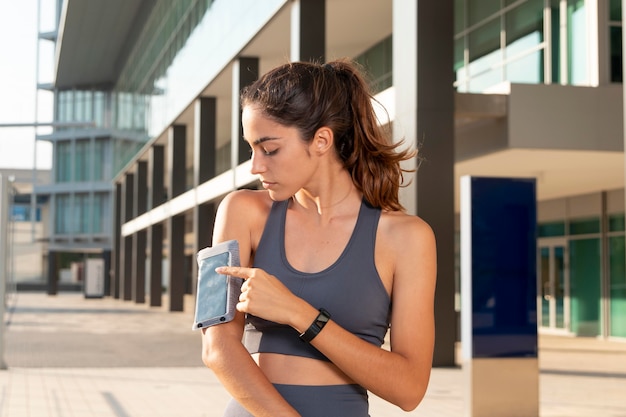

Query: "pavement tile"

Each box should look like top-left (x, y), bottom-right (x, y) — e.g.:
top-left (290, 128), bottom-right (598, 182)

top-left (0, 292), bottom-right (624, 417)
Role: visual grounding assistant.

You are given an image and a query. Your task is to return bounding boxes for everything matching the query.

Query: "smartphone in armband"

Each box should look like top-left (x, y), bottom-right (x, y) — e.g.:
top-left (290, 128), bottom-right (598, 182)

top-left (192, 239), bottom-right (242, 330)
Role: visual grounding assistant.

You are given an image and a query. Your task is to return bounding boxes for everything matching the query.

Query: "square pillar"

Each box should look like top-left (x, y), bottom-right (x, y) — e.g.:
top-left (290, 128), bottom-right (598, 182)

top-left (169, 125), bottom-right (187, 199)
top-left (290, 0), bottom-right (325, 62)
top-left (121, 173), bottom-right (134, 301)
top-left (149, 223), bottom-right (163, 307)
top-left (47, 251), bottom-right (58, 295)
top-left (133, 161), bottom-right (148, 303)
top-left (192, 202), bottom-right (216, 294)
top-left (168, 214), bottom-right (185, 311)
top-left (232, 57), bottom-right (259, 169)
top-left (393, 0), bottom-right (456, 366)
top-left (111, 182), bottom-right (122, 298)
top-left (194, 97), bottom-right (217, 185)
top-left (150, 145), bottom-right (165, 209)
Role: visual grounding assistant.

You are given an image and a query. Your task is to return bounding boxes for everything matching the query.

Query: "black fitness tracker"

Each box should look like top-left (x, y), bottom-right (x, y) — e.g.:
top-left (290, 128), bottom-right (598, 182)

top-left (299, 308), bottom-right (331, 343)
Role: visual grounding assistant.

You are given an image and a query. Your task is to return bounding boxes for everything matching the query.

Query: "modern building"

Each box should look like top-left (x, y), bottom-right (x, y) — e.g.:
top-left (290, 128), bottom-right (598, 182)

top-left (41, 0), bottom-right (625, 366)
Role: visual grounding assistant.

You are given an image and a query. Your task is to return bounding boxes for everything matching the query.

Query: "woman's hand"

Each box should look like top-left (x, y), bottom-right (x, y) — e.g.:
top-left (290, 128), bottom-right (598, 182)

top-left (216, 266), bottom-right (304, 326)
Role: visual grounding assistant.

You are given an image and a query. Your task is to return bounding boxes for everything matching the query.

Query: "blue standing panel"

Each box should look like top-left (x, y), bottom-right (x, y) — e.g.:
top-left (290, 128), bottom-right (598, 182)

top-left (463, 176), bottom-right (538, 359)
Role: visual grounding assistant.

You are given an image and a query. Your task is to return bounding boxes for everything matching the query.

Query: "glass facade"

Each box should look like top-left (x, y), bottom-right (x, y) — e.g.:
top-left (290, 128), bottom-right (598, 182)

top-left (454, 0), bottom-right (600, 92)
top-left (54, 194), bottom-right (70, 234)
top-left (455, 0), bottom-right (545, 92)
top-left (609, 237), bottom-right (626, 337)
top-left (610, 0), bottom-right (622, 82)
top-left (567, 0), bottom-right (587, 84)
top-left (539, 208), bottom-right (626, 338)
top-left (569, 238), bottom-right (602, 336)
top-left (55, 141), bottom-right (71, 183)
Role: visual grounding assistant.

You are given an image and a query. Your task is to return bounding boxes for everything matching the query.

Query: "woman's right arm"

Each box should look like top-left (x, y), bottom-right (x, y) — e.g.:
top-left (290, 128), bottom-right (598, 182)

top-left (201, 190), bottom-right (300, 417)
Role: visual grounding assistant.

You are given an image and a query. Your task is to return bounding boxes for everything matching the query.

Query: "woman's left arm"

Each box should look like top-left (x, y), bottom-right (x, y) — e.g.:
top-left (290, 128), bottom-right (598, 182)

top-left (305, 215), bottom-right (437, 411)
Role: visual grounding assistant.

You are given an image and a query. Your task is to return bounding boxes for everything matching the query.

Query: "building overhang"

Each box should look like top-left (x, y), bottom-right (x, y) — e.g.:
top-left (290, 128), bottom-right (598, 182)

top-left (54, 0), bottom-right (155, 89)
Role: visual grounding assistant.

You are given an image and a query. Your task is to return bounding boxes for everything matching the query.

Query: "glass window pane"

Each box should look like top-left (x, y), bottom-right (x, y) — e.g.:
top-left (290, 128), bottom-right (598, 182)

top-left (540, 247), bottom-right (550, 327)
top-left (355, 36), bottom-right (393, 94)
top-left (610, 0), bottom-right (622, 21)
top-left (56, 141), bottom-right (72, 182)
top-left (538, 221), bottom-right (565, 237)
top-left (569, 217), bottom-right (600, 235)
top-left (455, 0), bottom-right (466, 34)
top-left (569, 238), bottom-right (601, 336)
top-left (94, 92), bottom-right (105, 127)
top-left (506, 48), bottom-right (544, 84)
top-left (468, 0), bottom-right (500, 26)
top-left (551, 2), bottom-right (561, 83)
top-left (506, 0), bottom-right (543, 47)
top-left (568, 0), bottom-right (588, 85)
top-left (610, 26), bottom-right (623, 83)
top-left (455, 37), bottom-right (466, 72)
top-left (554, 246), bottom-right (565, 328)
top-left (609, 213), bottom-right (625, 232)
top-left (468, 18), bottom-right (502, 91)
top-left (469, 18), bottom-right (500, 62)
top-left (609, 236), bottom-right (626, 337)
top-left (74, 139), bottom-right (90, 182)
top-left (84, 90), bottom-right (93, 121)
top-left (55, 194), bottom-right (70, 234)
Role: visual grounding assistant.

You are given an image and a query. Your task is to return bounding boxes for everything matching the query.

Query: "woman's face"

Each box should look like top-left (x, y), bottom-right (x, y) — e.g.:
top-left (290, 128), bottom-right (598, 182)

top-left (242, 105), bottom-right (318, 201)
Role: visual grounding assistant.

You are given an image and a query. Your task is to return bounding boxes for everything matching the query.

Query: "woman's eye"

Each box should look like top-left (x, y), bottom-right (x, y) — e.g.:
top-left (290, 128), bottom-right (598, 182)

top-left (262, 147), bottom-right (277, 156)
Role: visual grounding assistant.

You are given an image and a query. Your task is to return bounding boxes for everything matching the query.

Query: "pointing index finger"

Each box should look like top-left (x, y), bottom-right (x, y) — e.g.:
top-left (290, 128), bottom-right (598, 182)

top-left (215, 266), bottom-right (249, 280)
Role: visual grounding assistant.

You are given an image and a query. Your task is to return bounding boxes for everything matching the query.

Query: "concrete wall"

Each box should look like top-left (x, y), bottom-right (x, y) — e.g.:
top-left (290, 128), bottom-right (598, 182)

top-left (509, 83), bottom-right (623, 151)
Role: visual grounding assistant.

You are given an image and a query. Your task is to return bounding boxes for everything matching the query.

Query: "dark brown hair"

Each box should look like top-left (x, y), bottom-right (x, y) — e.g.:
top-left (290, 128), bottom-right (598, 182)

top-left (241, 59), bottom-right (416, 211)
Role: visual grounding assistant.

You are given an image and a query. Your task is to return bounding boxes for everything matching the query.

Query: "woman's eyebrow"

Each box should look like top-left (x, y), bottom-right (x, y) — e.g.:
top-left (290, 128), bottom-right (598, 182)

top-left (252, 136), bottom-right (279, 146)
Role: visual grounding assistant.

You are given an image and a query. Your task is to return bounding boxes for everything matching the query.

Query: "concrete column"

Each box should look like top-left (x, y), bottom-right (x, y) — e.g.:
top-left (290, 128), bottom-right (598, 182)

top-left (133, 230), bottom-right (147, 304)
top-left (232, 57), bottom-right (259, 169)
top-left (194, 97), bottom-right (217, 185)
top-left (150, 145), bottom-right (165, 208)
top-left (149, 223), bottom-right (163, 307)
top-left (102, 249), bottom-right (111, 296)
top-left (167, 125), bottom-right (186, 311)
top-left (193, 202), bottom-right (216, 295)
top-left (111, 182), bottom-right (122, 298)
top-left (149, 146), bottom-right (165, 307)
top-left (121, 173), bottom-right (134, 301)
top-left (192, 97), bottom-right (218, 293)
top-left (135, 161), bottom-right (148, 214)
top-left (290, 0), bottom-right (325, 62)
top-left (133, 161), bottom-right (148, 303)
top-left (169, 125), bottom-right (186, 198)
top-left (47, 251), bottom-right (57, 295)
top-left (168, 214), bottom-right (185, 311)
top-left (393, 0), bottom-right (456, 366)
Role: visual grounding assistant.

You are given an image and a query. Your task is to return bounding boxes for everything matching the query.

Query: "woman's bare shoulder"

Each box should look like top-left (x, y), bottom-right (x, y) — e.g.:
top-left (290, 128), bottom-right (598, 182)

top-left (219, 189), bottom-right (273, 215)
top-left (214, 190), bottom-right (275, 249)
top-left (379, 210), bottom-right (435, 247)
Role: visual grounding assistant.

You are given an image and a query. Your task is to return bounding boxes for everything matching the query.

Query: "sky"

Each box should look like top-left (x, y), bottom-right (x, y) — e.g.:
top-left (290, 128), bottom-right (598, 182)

top-left (0, 0), bottom-right (53, 170)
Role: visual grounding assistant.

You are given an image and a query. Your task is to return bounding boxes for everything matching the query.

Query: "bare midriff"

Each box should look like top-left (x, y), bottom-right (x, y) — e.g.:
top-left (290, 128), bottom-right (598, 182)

top-left (252, 352), bottom-right (355, 385)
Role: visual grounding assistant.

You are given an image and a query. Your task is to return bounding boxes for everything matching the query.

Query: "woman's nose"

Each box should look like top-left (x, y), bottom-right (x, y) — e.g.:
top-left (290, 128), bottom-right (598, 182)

top-left (250, 151), bottom-right (265, 175)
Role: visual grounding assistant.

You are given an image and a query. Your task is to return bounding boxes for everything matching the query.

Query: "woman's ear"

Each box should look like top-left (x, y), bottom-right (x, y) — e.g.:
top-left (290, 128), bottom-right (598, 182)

top-left (313, 127), bottom-right (334, 155)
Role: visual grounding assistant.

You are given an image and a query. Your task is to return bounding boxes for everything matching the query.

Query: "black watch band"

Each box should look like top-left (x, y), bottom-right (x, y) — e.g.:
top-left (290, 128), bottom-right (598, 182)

top-left (299, 308), bottom-right (331, 343)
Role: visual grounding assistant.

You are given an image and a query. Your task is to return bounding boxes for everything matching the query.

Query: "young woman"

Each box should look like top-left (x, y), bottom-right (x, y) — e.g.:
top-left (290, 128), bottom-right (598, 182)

top-left (201, 59), bottom-right (437, 417)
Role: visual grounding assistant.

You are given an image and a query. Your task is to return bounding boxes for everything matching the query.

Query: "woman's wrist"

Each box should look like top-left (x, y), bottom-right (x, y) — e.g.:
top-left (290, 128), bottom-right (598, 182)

top-left (290, 303), bottom-right (320, 334)
top-left (298, 309), bottom-right (331, 342)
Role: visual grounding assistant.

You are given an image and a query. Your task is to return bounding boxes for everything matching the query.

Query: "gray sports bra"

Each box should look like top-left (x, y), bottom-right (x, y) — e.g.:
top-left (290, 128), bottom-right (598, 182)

top-left (244, 198), bottom-right (391, 361)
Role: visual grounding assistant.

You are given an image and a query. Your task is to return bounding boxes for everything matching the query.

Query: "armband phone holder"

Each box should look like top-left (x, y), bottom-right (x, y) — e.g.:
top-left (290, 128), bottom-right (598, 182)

top-left (192, 239), bottom-right (242, 330)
